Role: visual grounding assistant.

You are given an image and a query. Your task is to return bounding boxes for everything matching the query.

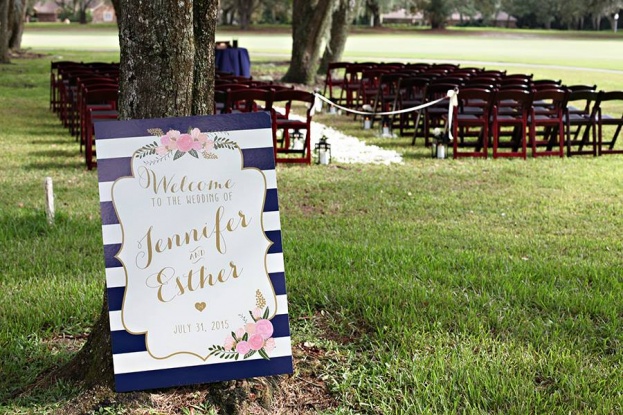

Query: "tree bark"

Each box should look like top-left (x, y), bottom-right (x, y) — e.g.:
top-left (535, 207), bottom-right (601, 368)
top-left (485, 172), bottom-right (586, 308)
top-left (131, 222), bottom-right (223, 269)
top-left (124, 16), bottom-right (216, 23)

top-left (282, 0), bottom-right (336, 84)
top-left (49, 0), bottom-right (218, 390)
top-left (235, 0), bottom-right (258, 30)
top-left (8, 0), bottom-right (25, 50)
top-left (318, 0), bottom-right (357, 74)
top-left (0, 0), bottom-right (10, 63)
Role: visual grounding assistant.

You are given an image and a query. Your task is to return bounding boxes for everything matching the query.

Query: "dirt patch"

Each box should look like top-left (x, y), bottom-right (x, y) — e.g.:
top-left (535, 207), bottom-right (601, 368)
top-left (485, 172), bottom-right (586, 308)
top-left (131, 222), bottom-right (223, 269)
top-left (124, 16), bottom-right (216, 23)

top-left (37, 313), bottom-right (347, 414)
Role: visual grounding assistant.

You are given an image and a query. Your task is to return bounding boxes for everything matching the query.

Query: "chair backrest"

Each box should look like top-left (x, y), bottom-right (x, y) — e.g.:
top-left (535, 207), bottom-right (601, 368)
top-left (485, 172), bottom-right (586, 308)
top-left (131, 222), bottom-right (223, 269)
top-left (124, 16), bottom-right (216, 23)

top-left (225, 88), bottom-right (273, 114)
top-left (456, 87), bottom-right (495, 113)
top-left (566, 84), bottom-right (597, 93)
top-left (532, 88), bottom-right (568, 114)
top-left (426, 83), bottom-right (459, 101)
top-left (493, 89), bottom-right (532, 114)
top-left (565, 89), bottom-right (599, 118)
top-left (595, 90), bottom-right (623, 119)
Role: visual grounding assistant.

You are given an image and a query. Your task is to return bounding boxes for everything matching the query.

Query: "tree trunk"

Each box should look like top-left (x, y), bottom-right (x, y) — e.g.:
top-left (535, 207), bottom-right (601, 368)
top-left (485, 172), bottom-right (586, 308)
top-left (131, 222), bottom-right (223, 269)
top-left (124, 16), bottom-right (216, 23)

top-left (282, 0), bottom-right (336, 84)
top-left (50, 0), bottom-right (218, 389)
top-left (8, 0), bottom-right (25, 50)
top-left (366, 0), bottom-right (381, 27)
top-left (318, 0), bottom-right (357, 75)
top-left (192, 0), bottom-right (218, 115)
top-left (0, 0), bottom-right (9, 63)
top-left (235, 0), bottom-right (258, 30)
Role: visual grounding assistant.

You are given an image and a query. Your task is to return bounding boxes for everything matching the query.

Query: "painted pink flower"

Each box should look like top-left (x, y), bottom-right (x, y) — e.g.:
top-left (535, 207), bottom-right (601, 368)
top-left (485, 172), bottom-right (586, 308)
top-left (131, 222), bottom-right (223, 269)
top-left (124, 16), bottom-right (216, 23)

top-left (223, 335), bottom-right (235, 351)
top-left (162, 130), bottom-right (180, 150)
top-left (176, 133), bottom-right (194, 152)
top-left (252, 308), bottom-right (263, 320)
top-left (155, 145), bottom-right (168, 155)
top-left (191, 127), bottom-right (209, 143)
top-left (263, 338), bottom-right (276, 353)
top-left (245, 322), bottom-right (257, 336)
top-left (203, 139), bottom-right (215, 153)
top-left (248, 334), bottom-right (264, 351)
top-left (255, 319), bottom-right (273, 340)
top-left (235, 327), bottom-right (245, 339)
top-left (236, 340), bottom-right (251, 355)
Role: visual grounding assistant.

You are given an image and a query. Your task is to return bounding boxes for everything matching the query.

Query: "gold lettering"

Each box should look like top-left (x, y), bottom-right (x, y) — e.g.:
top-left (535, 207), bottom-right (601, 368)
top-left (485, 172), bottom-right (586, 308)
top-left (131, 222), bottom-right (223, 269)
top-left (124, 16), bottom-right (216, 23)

top-left (135, 167), bottom-right (235, 195)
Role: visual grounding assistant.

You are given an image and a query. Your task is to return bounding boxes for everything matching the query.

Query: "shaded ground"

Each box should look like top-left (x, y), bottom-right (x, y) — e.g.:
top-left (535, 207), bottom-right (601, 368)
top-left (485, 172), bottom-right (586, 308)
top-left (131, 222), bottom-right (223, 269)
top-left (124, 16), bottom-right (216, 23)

top-left (19, 313), bottom-right (346, 414)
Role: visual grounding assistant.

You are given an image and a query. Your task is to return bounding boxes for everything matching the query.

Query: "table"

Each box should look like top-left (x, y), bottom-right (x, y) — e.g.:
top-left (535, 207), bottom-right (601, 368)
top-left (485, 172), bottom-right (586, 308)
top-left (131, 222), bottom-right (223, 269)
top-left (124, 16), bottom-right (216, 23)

top-left (215, 47), bottom-right (251, 78)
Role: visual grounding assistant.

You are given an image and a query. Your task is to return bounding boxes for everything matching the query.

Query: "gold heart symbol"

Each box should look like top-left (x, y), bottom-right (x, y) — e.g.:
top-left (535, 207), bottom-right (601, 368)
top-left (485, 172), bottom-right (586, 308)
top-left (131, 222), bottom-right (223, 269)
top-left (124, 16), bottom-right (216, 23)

top-left (195, 302), bottom-right (206, 312)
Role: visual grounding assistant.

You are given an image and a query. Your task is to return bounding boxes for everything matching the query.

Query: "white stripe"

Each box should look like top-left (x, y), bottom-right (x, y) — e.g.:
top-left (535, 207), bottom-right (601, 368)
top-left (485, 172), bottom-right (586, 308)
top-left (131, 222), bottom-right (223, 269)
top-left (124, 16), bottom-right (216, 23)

top-left (112, 336), bottom-right (292, 374)
top-left (263, 211), bottom-right (281, 232)
top-left (106, 267), bottom-right (126, 288)
top-left (98, 181), bottom-right (113, 202)
top-left (96, 128), bottom-right (273, 160)
top-left (267, 252), bottom-right (285, 274)
top-left (102, 224), bottom-right (122, 245)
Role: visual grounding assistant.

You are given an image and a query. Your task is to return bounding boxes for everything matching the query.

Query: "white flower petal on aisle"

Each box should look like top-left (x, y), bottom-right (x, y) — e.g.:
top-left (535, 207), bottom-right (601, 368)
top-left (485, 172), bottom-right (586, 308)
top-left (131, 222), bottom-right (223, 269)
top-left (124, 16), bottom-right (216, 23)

top-left (278, 110), bottom-right (403, 165)
top-left (309, 120), bottom-right (403, 165)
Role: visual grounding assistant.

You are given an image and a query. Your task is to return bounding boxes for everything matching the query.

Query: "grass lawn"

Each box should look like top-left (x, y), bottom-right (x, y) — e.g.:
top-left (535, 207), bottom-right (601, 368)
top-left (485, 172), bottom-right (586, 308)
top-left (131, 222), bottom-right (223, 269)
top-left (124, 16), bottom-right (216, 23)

top-left (1, 25), bottom-right (622, 414)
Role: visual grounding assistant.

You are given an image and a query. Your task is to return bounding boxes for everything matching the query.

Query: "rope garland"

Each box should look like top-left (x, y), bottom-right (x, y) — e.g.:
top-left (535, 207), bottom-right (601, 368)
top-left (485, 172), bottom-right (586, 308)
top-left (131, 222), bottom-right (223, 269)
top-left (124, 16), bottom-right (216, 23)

top-left (313, 89), bottom-right (459, 139)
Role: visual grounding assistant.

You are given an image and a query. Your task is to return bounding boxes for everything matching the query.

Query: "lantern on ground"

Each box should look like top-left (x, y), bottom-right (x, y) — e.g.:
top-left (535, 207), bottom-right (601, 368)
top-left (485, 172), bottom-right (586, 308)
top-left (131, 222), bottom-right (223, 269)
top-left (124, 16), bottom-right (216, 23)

top-left (315, 136), bottom-right (331, 165)
top-left (431, 127), bottom-right (449, 159)
top-left (290, 130), bottom-right (304, 150)
top-left (363, 115), bottom-right (371, 129)
top-left (381, 116), bottom-right (392, 138)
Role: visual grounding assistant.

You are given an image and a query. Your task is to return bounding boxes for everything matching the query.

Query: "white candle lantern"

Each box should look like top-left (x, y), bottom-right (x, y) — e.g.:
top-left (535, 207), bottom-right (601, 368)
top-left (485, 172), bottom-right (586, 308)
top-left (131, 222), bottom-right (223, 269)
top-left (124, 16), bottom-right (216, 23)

top-left (314, 136), bottom-right (331, 165)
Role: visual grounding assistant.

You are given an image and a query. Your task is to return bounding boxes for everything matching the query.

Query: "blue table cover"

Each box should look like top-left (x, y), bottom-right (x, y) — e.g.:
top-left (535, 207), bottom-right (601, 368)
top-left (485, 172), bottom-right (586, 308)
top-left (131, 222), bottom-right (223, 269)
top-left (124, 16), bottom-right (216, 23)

top-left (216, 47), bottom-right (251, 78)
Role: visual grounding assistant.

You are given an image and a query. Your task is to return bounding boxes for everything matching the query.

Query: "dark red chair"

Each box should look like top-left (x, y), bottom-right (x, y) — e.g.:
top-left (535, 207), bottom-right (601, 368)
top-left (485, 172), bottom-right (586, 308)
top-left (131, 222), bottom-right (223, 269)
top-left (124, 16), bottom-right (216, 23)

top-left (491, 89), bottom-right (532, 159)
top-left (564, 89), bottom-right (599, 156)
top-left (596, 91), bottom-right (623, 155)
top-left (452, 88), bottom-right (495, 159)
top-left (271, 90), bottom-right (316, 164)
top-left (529, 88), bottom-right (567, 158)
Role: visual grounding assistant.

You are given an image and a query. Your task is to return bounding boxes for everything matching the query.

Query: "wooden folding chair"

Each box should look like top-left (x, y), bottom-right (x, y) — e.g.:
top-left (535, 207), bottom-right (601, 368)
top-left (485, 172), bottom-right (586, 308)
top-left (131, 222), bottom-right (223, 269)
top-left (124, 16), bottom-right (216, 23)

top-left (452, 88), bottom-right (495, 159)
top-left (596, 91), bottom-right (623, 155)
top-left (529, 88), bottom-right (567, 158)
top-left (564, 89), bottom-right (599, 156)
top-left (491, 89), bottom-right (532, 159)
top-left (271, 90), bottom-right (315, 164)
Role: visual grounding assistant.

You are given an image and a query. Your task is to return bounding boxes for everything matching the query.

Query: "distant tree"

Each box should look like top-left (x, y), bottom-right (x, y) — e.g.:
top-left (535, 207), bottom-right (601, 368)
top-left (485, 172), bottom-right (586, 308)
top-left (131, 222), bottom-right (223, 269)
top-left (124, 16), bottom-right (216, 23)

top-left (234, 0), bottom-right (260, 29)
top-left (318, 0), bottom-right (360, 74)
top-left (282, 0), bottom-right (337, 84)
top-left (8, 0), bottom-right (25, 49)
top-left (425, 0), bottom-right (451, 28)
top-left (0, 0), bottom-right (9, 63)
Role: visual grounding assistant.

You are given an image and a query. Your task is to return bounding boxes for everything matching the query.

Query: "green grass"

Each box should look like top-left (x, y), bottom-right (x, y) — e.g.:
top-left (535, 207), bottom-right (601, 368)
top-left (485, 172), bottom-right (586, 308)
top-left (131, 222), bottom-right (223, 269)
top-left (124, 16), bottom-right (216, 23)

top-left (1, 27), bottom-right (623, 414)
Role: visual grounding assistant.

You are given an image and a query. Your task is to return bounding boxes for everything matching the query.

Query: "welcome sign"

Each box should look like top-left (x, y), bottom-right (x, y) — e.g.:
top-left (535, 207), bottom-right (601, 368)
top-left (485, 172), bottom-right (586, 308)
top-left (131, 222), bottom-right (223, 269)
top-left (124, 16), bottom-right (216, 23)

top-left (95, 112), bottom-right (293, 392)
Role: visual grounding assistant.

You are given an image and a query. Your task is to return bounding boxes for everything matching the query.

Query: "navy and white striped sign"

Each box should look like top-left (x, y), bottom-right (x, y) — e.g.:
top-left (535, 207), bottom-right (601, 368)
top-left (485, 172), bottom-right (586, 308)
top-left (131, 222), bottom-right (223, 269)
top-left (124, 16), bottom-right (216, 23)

top-left (95, 112), bottom-right (293, 392)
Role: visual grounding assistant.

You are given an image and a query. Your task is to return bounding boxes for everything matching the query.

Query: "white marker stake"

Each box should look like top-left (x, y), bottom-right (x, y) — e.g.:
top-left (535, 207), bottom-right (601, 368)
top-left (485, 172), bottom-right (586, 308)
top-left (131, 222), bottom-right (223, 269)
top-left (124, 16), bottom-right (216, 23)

top-left (45, 177), bottom-right (55, 224)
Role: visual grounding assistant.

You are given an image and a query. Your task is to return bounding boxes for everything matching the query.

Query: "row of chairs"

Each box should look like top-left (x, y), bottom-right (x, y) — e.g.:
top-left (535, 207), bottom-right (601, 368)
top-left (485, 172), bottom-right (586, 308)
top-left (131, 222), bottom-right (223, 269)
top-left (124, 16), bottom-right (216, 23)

top-left (452, 87), bottom-right (623, 159)
top-left (321, 61), bottom-right (623, 158)
top-left (50, 61), bottom-right (120, 169)
top-left (214, 85), bottom-right (316, 164)
top-left (49, 63), bottom-right (318, 167)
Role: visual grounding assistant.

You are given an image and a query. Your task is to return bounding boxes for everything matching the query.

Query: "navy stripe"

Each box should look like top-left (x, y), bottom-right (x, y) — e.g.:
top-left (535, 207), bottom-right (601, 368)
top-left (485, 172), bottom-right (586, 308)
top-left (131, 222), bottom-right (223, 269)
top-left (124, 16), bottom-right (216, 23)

top-left (95, 112), bottom-right (272, 141)
top-left (100, 201), bottom-right (118, 225)
top-left (264, 189), bottom-right (279, 212)
top-left (265, 230), bottom-right (282, 254)
top-left (104, 244), bottom-right (122, 268)
top-left (114, 355), bottom-right (293, 392)
top-left (110, 314), bottom-right (291, 355)
top-left (269, 272), bottom-right (287, 296)
top-left (97, 157), bottom-right (132, 182)
top-left (107, 286), bottom-right (125, 311)
top-left (242, 147), bottom-right (275, 170)
top-left (110, 330), bottom-right (147, 354)
top-left (271, 314), bottom-right (290, 338)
